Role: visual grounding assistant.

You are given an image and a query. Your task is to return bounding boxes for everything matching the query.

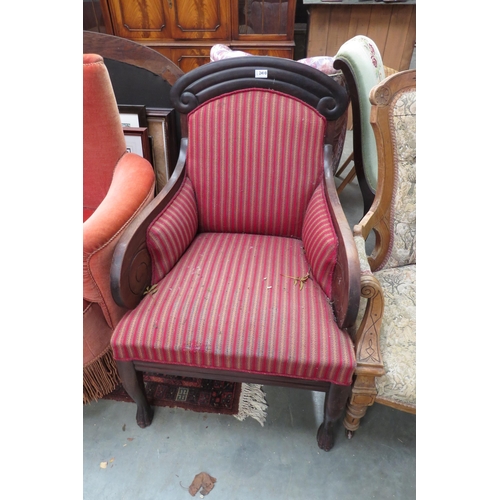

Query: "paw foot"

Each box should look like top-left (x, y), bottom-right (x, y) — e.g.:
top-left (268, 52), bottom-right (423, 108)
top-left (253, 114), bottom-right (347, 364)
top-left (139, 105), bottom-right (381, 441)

top-left (136, 404), bottom-right (154, 428)
top-left (316, 423), bottom-right (335, 452)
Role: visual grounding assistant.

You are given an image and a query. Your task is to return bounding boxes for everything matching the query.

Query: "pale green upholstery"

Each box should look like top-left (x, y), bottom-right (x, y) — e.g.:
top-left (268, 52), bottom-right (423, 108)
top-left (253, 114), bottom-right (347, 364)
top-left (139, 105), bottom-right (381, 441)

top-left (334, 36), bottom-right (386, 205)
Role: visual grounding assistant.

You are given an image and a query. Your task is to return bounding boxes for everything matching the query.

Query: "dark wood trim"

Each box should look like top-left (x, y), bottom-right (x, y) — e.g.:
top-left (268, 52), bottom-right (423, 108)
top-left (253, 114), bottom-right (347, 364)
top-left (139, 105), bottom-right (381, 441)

top-left (324, 145), bottom-right (360, 331)
top-left (171, 56), bottom-right (348, 120)
top-left (133, 361), bottom-right (332, 392)
top-left (83, 31), bottom-right (184, 86)
top-left (333, 58), bottom-right (375, 215)
top-left (110, 139), bottom-right (188, 309)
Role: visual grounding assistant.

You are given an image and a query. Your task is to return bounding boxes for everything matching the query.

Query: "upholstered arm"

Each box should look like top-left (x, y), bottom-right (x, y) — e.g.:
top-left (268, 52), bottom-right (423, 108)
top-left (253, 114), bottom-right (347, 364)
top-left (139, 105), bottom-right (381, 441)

top-left (311, 145), bottom-right (360, 331)
top-left (83, 151), bottom-right (155, 329)
top-left (111, 139), bottom-right (192, 310)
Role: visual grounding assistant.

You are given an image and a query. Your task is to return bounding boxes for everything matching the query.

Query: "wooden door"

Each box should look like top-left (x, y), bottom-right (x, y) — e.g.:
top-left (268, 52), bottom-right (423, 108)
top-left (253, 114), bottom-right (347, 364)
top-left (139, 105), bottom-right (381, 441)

top-left (167, 0), bottom-right (231, 40)
top-left (105, 0), bottom-right (171, 40)
top-left (155, 46), bottom-right (212, 72)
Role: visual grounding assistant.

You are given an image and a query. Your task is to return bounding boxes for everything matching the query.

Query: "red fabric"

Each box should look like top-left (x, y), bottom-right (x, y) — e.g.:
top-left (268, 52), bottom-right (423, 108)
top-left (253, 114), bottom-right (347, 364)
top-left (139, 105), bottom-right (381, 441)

top-left (147, 178), bottom-right (199, 284)
top-left (83, 54), bottom-right (127, 222)
top-left (111, 233), bottom-right (355, 385)
top-left (83, 153), bottom-right (155, 328)
top-left (186, 89), bottom-right (326, 237)
top-left (83, 53), bottom-right (156, 330)
top-left (302, 184), bottom-right (339, 300)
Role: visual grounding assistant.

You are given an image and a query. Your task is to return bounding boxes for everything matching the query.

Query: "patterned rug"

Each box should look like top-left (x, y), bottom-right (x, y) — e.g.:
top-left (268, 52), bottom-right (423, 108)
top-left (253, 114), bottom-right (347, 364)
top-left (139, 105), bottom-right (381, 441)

top-left (104, 373), bottom-right (268, 426)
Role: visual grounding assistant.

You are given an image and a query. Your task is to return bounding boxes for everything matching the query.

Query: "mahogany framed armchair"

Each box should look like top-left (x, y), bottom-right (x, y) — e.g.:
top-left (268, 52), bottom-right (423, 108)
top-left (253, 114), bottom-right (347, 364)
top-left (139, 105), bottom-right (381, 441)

top-left (343, 69), bottom-right (416, 437)
top-left (109, 56), bottom-right (361, 451)
top-left (83, 54), bottom-right (156, 403)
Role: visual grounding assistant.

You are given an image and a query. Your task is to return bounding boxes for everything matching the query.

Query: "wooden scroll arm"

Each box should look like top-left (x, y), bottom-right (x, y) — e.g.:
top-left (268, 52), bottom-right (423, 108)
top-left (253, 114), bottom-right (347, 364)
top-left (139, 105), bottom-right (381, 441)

top-left (110, 139), bottom-right (188, 310)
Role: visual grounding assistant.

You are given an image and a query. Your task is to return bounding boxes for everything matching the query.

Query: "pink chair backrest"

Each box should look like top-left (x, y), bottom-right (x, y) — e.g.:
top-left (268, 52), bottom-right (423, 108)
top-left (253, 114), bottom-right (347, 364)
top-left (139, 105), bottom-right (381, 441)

top-left (83, 53), bottom-right (126, 222)
top-left (185, 88), bottom-right (327, 237)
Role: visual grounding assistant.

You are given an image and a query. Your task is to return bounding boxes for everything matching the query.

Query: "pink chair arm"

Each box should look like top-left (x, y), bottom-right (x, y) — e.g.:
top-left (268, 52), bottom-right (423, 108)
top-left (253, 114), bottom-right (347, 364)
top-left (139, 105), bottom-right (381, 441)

top-left (83, 152), bottom-right (155, 328)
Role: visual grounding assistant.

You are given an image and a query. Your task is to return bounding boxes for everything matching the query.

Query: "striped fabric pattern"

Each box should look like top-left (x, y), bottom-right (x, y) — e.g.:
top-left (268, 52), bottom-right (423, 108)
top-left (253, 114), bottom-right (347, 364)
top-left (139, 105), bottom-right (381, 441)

top-left (302, 184), bottom-right (338, 300)
top-left (186, 89), bottom-right (326, 237)
top-left (112, 233), bottom-right (356, 385)
top-left (147, 178), bottom-right (199, 284)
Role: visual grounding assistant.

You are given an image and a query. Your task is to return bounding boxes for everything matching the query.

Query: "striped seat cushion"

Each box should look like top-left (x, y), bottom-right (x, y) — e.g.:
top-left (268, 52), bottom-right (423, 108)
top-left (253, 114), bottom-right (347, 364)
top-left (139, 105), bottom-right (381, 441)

top-left (186, 88), bottom-right (326, 237)
top-left (112, 233), bottom-right (356, 385)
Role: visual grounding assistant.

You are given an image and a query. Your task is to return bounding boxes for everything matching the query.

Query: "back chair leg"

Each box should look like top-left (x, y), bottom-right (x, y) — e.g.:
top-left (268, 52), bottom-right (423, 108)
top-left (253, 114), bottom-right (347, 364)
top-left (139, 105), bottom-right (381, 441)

top-left (116, 361), bottom-right (154, 428)
top-left (317, 383), bottom-right (351, 451)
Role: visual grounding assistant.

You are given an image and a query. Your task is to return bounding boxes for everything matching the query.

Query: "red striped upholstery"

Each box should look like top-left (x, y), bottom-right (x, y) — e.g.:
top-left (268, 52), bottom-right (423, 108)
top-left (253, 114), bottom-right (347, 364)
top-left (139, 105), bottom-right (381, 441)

top-left (147, 178), bottom-right (198, 284)
top-left (186, 89), bottom-right (326, 237)
top-left (302, 184), bottom-right (338, 300)
top-left (112, 233), bottom-right (356, 385)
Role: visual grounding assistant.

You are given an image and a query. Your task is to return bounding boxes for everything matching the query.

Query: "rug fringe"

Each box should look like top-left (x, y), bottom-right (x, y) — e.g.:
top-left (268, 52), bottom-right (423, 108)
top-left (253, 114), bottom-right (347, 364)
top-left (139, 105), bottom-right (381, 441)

top-left (83, 346), bottom-right (120, 404)
top-left (234, 383), bottom-right (268, 426)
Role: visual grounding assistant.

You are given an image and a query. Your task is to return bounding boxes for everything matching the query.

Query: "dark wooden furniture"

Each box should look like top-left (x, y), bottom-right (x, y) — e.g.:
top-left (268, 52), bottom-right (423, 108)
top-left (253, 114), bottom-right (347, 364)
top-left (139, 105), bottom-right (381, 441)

top-left (343, 69), bottom-right (416, 437)
top-left (109, 56), bottom-right (360, 451)
top-left (99, 0), bottom-right (297, 72)
top-left (305, 1), bottom-right (416, 72)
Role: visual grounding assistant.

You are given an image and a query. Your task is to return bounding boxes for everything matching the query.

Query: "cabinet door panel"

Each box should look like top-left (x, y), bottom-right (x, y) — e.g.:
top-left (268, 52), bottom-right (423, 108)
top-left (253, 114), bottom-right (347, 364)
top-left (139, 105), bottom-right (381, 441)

top-left (169, 0), bottom-right (230, 39)
top-left (234, 47), bottom-right (294, 59)
top-left (165, 47), bottom-right (212, 72)
top-left (107, 0), bottom-right (170, 40)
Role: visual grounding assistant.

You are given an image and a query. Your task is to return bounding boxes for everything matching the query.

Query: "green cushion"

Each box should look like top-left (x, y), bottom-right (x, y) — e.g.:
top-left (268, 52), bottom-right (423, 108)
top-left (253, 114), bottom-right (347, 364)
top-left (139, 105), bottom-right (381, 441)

top-left (335, 35), bottom-right (386, 192)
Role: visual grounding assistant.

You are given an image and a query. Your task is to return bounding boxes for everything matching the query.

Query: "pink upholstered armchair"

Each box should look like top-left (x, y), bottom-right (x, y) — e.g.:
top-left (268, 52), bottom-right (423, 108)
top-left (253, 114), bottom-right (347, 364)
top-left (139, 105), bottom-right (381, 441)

top-left (109, 57), bottom-right (361, 451)
top-left (83, 54), bottom-right (155, 403)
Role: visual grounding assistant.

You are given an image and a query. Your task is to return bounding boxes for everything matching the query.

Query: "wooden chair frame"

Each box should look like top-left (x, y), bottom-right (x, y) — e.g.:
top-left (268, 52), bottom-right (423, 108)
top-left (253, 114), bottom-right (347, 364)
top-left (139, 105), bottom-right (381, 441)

top-left (83, 31), bottom-right (183, 86)
top-left (110, 57), bottom-right (361, 451)
top-left (342, 69), bottom-right (417, 436)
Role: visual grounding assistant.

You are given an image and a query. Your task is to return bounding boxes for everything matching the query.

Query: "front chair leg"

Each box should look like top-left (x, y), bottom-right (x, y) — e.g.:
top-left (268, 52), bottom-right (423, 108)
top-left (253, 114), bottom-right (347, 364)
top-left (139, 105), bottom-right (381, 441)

top-left (116, 361), bottom-right (154, 428)
top-left (317, 383), bottom-right (351, 451)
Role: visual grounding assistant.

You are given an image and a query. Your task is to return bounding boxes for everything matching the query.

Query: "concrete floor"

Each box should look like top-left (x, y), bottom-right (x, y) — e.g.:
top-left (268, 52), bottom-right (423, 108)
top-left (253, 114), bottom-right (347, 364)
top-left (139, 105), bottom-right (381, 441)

top-left (83, 131), bottom-right (416, 499)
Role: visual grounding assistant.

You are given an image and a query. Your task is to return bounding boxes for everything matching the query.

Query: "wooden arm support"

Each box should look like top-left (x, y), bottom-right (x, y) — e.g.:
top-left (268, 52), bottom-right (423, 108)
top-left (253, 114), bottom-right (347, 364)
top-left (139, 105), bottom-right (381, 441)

top-left (111, 140), bottom-right (188, 309)
top-left (324, 144), bottom-right (360, 331)
top-left (343, 237), bottom-right (385, 434)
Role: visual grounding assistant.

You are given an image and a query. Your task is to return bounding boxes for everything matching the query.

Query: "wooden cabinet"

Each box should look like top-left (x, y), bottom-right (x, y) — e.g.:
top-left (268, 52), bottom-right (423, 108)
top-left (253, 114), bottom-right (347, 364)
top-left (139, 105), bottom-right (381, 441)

top-left (100, 0), bottom-right (296, 71)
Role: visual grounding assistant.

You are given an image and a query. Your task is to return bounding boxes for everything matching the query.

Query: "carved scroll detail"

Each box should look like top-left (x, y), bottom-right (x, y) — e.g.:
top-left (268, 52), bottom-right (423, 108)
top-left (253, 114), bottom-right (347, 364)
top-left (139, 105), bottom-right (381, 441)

top-left (124, 243), bottom-right (152, 308)
top-left (357, 275), bottom-right (384, 366)
top-left (373, 85), bottom-right (391, 106)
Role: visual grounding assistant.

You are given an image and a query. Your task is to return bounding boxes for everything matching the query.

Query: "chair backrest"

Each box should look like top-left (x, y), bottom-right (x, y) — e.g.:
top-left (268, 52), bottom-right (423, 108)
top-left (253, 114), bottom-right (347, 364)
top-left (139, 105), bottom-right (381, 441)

top-left (83, 53), bottom-right (126, 222)
top-left (170, 56), bottom-right (349, 238)
top-left (334, 35), bottom-right (386, 213)
top-left (360, 69), bottom-right (416, 271)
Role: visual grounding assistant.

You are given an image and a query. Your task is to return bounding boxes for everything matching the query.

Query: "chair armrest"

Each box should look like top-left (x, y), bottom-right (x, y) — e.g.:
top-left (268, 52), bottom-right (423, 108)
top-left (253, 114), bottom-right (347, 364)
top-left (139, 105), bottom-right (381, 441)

top-left (83, 152), bottom-right (155, 327)
top-left (111, 139), bottom-right (189, 310)
top-left (324, 145), bottom-right (360, 330)
top-left (83, 152), bottom-right (155, 257)
top-left (351, 234), bottom-right (385, 377)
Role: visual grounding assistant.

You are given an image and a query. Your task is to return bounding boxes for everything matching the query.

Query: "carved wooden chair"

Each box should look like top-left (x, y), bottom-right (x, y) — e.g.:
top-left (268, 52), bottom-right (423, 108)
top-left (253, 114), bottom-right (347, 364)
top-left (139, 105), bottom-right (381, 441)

top-left (109, 56), bottom-right (361, 451)
top-left (83, 54), bottom-right (156, 403)
top-left (343, 69), bottom-right (416, 438)
top-left (333, 35), bottom-right (389, 213)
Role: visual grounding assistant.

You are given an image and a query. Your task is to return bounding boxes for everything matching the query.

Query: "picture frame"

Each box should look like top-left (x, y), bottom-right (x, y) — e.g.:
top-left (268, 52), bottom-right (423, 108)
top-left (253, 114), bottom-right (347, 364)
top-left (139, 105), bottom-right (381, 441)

top-left (145, 107), bottom-right (179, 194)
top-left (118, 104), bottom-right (148, 128)
top-left (123, 127), bottom-right (153, 164)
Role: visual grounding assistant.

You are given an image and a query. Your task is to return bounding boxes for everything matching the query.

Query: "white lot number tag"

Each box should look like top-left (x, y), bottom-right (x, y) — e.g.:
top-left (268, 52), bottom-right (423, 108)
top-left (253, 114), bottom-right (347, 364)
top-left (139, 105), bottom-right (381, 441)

top-left (255, 69), bottom-right (268, 78)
